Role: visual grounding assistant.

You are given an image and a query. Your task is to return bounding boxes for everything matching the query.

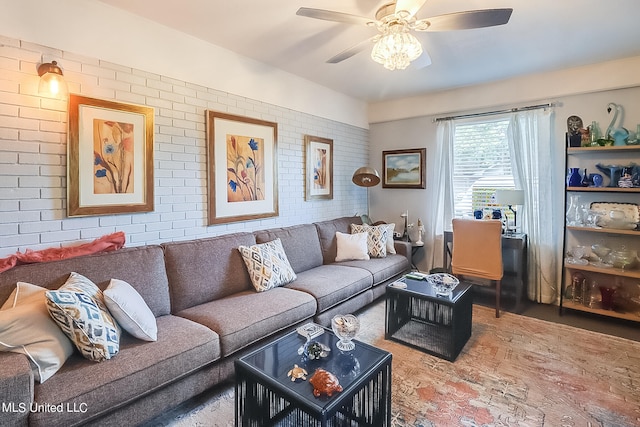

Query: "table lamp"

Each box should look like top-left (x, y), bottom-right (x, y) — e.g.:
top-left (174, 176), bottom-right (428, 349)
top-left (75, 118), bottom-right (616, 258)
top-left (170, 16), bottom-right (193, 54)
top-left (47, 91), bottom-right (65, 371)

top-left (495, 189), bottom-right (524, 232)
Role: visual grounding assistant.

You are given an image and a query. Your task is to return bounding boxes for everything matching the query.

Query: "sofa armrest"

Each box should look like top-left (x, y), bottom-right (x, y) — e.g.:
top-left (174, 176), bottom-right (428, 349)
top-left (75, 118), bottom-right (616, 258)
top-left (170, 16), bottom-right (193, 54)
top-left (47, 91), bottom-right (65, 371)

top-left (0, 352), bottom-right (34, 426)
top-left (394, 241), bottom-right (412, 265)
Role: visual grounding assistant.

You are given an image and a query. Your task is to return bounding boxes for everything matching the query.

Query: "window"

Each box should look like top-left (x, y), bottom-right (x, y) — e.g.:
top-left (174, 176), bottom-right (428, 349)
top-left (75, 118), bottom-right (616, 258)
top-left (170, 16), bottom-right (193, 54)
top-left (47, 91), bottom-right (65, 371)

top-left (452, 118), bottom-right (514, 218)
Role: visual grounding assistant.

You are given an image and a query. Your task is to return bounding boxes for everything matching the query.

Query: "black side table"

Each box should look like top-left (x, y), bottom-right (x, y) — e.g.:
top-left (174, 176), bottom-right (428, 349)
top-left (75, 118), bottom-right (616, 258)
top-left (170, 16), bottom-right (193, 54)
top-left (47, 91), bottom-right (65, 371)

top-left (385, 277), bottom-right (473, 361)
top-left (235, 329), bottom-right (392, 426)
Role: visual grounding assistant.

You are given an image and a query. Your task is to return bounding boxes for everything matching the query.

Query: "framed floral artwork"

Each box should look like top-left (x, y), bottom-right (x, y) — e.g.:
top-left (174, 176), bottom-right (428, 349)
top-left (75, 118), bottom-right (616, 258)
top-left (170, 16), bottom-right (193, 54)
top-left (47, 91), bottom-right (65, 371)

top-left (305, 135), bottom-right (333, 200)
top-left (382, 148), bottom-right (426, 189)
top-left (206, 111), bottom-right (278, 224)
top-left (67, 95), bottom-right (154, 216)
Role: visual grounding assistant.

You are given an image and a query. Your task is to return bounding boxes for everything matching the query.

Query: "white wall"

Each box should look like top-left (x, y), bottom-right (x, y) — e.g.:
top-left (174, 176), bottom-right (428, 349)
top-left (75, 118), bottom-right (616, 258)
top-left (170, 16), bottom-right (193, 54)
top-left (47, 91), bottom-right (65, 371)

top-left (370, 85), bottom-right (640, 273)
top-left (0, 0), bottom-right (368, 129)
top-left (0, 36), bottom-right (369, 257)
top-left (369, 55), bottom-right (640, 124)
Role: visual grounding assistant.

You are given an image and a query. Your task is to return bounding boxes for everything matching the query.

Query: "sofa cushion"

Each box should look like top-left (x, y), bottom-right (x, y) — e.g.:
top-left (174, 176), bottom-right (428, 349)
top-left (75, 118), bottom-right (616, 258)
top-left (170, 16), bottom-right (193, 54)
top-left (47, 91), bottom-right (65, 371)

top-left (350, 224), bottom-right (389, 258)
top-left (162, 233), bottom-right (256, 313)
top-left (335, 231), bottom-right (369, 261)
top-left (314, 216), bottom-right (363, 264)
top-left (31, 314), bottom-right (220, 427)
top-left (104, 279), bottom-right (158, 341)
top-left (254, 224), bottom-right (324, 272)
top-left (239, 238), bottom-right (297, 292)
top-left (0, 282), bottom-right (74, 383)
top-left (0, 352), bottom-right (33, 427)
top-left (336, 254), bottom-right (410, 285)
top-left (175, 287), bottom-right (316, 357)
top-left (0, 246), bottom-right (171, 318)
top-left (45, 272), bottom-right (120, 362)
top-left (285, 265), bottom-right (373, 313)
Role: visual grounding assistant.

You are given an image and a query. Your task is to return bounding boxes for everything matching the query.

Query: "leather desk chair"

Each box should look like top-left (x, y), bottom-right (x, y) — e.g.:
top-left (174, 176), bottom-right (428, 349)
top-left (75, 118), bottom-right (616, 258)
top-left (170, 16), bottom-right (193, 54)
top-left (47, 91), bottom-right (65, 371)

top-left (451, 218), bottom-right (503, 318)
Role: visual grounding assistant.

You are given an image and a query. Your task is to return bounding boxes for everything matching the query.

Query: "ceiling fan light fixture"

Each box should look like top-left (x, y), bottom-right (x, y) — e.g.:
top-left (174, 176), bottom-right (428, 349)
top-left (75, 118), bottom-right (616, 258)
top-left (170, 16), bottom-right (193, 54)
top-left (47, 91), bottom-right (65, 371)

top-left (371, 24), bottom-right (422, 70)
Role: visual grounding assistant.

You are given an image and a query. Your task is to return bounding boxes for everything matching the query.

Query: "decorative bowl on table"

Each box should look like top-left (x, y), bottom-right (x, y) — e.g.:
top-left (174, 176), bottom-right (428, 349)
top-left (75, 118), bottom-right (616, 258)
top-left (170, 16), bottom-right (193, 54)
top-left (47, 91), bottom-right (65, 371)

top-left (331, 314), bottom-right (360, 352)
top-left (426, 273), bottom-right (460, 297)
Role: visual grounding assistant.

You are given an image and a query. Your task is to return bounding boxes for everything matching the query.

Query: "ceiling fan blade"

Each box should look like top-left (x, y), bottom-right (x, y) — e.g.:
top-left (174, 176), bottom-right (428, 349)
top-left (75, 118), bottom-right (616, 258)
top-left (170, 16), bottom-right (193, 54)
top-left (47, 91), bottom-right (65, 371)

top-left (412, 50), bottom-right (432, 69)
top-left (415, 8), bottom-right (513, 31)
top-left (395, 0), bottom-right (428, 18)
top-left (327, 38), bottom-right (375, 64)
top-left (296, 7), bottom-right (374, 26)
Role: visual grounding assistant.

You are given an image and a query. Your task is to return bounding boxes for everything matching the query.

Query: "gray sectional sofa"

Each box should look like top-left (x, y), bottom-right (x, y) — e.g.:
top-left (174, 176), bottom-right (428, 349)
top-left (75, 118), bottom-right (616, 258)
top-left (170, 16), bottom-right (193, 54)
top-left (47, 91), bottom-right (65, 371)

top-left (0, 216), bottom-right (410, 426)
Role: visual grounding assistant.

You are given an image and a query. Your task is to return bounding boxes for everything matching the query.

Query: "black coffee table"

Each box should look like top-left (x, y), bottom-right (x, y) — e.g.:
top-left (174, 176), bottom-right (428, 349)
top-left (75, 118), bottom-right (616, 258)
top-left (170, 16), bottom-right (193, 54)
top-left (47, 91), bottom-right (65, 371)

top-left (385, 276), bottom-right (472, 361)
top-left (235, 327), bottom-right (392, 426)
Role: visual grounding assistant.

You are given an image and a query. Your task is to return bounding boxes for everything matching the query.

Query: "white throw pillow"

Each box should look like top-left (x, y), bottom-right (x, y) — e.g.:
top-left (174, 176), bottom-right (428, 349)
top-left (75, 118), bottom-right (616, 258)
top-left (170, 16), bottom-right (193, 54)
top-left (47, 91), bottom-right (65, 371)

top-left (384, 223), bottom-right (397, 254)
top-left (238, 238), bottom-right (297, 292)
top-left (0, 282), bottom-right (74, 383)
top-left (335, 231), bottom-right (370, 262)
top-left (45, 272), bottom-right (120, 362)
top-left (104, 279), bottom-right (157, 342)
top-left (350, 224), bottom-right (389, 258)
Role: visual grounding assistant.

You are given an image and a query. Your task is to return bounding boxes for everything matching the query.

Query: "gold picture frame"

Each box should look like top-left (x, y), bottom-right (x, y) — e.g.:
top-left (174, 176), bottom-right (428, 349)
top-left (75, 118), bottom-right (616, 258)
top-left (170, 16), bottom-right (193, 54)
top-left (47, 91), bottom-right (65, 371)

top-left (305, 135), bottom-right (333, 200)
top-left (67, 95), bottom-right (154, 216)
top-left (382, 148), bottom-right (426, 189)
top-left (206, 111), bottom-right (278, 225)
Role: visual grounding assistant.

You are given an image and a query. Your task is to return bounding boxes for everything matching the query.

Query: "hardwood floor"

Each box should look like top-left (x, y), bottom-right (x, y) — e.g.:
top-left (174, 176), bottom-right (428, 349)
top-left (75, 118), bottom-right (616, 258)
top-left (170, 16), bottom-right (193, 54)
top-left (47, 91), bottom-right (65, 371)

top-left (473, 287), bottom-right (639, 342)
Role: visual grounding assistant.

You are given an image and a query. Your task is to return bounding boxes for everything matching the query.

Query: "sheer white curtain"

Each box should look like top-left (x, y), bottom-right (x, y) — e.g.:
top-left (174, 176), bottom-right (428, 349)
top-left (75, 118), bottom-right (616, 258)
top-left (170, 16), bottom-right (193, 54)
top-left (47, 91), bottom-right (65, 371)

top-left (507, 108), bottom-right (561, 303)
top-left (426, 120), bottom-right (455, 271)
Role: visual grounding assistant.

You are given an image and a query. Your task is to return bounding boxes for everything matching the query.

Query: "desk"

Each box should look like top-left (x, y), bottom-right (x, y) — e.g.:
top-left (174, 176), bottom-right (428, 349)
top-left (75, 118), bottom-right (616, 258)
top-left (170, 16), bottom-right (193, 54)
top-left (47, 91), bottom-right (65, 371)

top-left (443, 231), bottom-right (528, 310)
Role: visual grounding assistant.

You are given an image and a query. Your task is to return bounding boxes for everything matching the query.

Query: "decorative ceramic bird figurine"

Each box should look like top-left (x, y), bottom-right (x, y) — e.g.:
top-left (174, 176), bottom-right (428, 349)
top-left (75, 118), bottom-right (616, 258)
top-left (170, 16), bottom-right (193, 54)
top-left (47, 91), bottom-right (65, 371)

top-left (605, 103), bottom-right (629, 146)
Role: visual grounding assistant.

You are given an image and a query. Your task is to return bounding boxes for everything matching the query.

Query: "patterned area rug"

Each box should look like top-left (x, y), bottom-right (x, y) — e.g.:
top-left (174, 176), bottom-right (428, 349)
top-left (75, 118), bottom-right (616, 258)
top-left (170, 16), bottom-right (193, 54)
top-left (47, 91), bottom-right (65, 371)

top-left (147, 301), bottom-right (640, 427)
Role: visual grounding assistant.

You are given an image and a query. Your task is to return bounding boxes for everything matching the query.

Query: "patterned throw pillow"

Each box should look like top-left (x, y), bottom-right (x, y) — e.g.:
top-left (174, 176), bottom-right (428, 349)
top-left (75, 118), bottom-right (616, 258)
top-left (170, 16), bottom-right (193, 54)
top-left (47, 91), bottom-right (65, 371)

top-left (238, 238), bottom-right (297, 292)
top-left (45, 272), bottom-right (120, 362)
top-left (383, 223), bottom-right (397, 254)
top-left (351, 224), bottom-right (389, 258)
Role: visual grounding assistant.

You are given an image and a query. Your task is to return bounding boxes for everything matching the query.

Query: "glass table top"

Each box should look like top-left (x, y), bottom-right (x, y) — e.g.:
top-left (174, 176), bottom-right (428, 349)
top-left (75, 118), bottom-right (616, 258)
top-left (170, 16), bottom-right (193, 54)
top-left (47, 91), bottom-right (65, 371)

top-left (389, 276), bottom-right (472, 304)
top-left (237, 327), bottom-right (391, 410)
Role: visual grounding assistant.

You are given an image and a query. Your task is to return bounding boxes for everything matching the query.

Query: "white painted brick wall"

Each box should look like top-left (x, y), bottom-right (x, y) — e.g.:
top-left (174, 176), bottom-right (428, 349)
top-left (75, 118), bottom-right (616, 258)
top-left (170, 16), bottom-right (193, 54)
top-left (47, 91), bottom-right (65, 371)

top-left (0, 37), bottom-right (369, 257)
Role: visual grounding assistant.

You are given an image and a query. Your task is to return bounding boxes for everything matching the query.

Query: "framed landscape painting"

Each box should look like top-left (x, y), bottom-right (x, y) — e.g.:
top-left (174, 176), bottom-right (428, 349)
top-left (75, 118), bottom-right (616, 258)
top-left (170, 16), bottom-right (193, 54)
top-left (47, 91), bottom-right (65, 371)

top-left (67, 95), bottom-right (154, 216)
top-left (382, 148), bottom-right (426, 189)
top-left (305, 135), bottom-right (333, 200)
top-left (206, 111), bottom-right (278, 225)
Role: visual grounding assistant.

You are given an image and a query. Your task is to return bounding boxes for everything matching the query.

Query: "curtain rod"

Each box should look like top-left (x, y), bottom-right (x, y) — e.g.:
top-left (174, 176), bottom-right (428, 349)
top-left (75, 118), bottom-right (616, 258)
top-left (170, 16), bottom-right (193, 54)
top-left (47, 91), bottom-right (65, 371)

top-left (434, 102), bottom-right (555, 122)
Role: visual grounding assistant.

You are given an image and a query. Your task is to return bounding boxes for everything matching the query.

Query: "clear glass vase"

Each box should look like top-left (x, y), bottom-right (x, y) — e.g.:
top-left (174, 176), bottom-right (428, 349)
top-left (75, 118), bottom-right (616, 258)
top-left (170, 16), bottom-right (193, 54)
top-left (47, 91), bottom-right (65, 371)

top-left (566, 195), bottom-right (584, 226)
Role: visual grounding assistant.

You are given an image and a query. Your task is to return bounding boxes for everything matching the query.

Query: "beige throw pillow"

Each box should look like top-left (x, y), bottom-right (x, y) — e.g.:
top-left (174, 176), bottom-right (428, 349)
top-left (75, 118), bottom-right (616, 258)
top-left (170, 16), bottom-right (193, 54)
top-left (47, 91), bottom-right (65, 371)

top-left (0, 282), bottom-right (74, 383)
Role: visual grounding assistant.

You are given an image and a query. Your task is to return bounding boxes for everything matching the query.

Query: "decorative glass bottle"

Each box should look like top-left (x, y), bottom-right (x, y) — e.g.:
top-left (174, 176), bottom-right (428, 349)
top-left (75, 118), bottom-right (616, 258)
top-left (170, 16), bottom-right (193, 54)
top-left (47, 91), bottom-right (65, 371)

top-left (567, 168), bottom-right (582, 187)
top-left (589, 121), bottom-right (600, 145)
top-left (566, 194), bottom-right (584, 226)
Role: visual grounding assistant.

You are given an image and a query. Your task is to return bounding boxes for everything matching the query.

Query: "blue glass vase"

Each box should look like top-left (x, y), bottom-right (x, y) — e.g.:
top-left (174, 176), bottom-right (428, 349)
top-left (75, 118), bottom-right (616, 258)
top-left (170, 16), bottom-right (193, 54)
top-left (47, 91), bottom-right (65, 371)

top-left (567, 168), bottom-right (582, 187)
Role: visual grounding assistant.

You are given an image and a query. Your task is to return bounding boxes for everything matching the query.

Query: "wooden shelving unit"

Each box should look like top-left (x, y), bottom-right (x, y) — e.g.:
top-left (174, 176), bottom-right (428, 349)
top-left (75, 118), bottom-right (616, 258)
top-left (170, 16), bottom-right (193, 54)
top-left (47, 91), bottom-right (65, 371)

top-left (560, 144), bottom-right (640, 323)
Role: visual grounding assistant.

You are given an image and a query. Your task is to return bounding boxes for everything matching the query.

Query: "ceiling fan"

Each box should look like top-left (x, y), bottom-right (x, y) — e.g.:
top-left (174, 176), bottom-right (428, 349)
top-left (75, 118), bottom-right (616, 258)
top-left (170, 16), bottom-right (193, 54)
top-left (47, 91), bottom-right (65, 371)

top-left (296, 0), bottom-right (513, 70)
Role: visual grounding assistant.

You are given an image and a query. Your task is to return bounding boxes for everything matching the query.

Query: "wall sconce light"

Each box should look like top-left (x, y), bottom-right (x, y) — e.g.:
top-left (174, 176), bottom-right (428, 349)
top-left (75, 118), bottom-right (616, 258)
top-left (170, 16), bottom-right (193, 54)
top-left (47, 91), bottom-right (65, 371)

top-left (37, 60), bottom-right (68, 98)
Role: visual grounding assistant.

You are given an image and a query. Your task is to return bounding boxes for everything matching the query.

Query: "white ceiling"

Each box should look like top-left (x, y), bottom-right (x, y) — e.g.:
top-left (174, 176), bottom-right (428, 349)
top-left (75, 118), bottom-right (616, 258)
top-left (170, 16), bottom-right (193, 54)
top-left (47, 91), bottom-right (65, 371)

top-left (97, 0), bottom-right (640, 103)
